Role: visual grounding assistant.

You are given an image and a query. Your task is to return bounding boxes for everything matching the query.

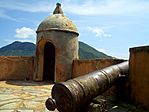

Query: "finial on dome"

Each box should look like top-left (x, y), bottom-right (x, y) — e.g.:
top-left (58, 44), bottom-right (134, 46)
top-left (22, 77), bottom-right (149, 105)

top-left (53, 3), bottom-right (64, 15)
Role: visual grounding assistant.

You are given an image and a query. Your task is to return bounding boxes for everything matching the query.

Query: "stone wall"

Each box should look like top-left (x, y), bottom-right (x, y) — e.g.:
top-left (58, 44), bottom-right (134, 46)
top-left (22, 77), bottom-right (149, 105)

top-left (129, 46), bottom-right (149, 110)
top-left (0, 57), bottom-right (125, 81)
top-left (0, 56), bottom-right (34, 80)
top-left (72, 59), bottom-right (125, 78)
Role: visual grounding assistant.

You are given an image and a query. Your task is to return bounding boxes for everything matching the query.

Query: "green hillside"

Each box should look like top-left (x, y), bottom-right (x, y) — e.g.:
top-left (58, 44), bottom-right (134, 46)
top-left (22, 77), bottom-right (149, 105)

top-left (0, 41), bottom-right (35, 56)
top-left (0, 41), bottom-right (112, 59)
top-left (79, 42), bottom-right (111, 59)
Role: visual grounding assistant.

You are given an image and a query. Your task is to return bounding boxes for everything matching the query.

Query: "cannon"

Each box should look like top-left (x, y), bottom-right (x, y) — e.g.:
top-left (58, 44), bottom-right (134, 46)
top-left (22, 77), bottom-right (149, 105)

top-left (46, 61), bottom-right (129, 112)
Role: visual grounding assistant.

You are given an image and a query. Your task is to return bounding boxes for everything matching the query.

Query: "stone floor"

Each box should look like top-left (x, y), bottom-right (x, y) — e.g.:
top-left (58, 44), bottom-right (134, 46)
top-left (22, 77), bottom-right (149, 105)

top-left (0, 81), bottom-right (148, 112)
top-left (0, 81), bottom-right (58, 112)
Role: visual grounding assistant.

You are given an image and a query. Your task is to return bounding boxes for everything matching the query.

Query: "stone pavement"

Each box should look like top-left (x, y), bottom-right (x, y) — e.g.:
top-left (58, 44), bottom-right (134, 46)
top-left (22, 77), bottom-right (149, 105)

top-left (0, 81), bottom-right (147, 112)
top-left (0, 81), bottom-right (58, 112)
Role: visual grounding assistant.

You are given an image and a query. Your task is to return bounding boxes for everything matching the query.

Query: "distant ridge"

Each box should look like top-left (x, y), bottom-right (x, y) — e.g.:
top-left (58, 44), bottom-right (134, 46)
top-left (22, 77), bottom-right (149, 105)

top-left (0, 41), bottom-right (35, 56)
top-left (79, 42), bottom-right (112, 59)
top-left (0, 41), bottom-right (112, 59)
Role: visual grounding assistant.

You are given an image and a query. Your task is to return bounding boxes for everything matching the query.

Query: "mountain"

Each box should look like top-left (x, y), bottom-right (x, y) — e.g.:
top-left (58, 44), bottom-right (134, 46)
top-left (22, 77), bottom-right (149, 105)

top-left (0, 41), bottom-right (35, 56)
top-left (79, 42), bottom-right (112, 59)
top-left (0, 41), bottom-right (112, 59)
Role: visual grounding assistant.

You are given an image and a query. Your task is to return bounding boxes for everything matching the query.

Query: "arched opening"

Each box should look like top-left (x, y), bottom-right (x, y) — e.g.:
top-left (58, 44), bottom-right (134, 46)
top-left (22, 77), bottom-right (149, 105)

top-left (43, 42), bottom-right (55, 81)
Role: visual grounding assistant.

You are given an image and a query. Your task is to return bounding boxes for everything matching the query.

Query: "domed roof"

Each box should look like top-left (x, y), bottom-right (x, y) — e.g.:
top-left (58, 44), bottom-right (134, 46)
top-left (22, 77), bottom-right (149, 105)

top-left (37, 3), bottom-right (78, 35)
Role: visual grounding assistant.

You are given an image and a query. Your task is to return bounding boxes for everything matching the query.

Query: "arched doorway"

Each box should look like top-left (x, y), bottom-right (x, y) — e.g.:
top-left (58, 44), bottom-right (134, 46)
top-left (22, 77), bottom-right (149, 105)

top-left (43, 42), bottom-right (55, 81)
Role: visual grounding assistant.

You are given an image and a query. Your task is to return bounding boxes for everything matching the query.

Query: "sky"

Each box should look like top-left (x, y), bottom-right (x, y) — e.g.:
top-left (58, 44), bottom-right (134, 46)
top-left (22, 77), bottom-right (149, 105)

top-left (0, 0), bottom-right (149, 59)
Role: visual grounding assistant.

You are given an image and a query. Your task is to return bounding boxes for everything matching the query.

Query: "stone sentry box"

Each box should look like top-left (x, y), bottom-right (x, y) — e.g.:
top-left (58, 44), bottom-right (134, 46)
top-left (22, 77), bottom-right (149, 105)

top-left (34, 3), bottom-right (79, 82)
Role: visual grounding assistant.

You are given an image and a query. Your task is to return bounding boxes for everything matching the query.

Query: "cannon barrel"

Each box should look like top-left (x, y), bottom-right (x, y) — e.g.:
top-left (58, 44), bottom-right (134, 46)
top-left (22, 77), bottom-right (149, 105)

top-left (46, 61), bottom-right (129, 112)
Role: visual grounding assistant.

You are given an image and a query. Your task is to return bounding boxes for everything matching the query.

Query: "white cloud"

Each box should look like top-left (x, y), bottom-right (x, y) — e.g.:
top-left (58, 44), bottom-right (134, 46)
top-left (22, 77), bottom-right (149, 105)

top-left (5, 39), bottom-right (36, 45)
top-left (103, 34), bottom-right (112, 37)
top-left (0, 0), bottom-right (149, 15)
top-left (15, 27), bottom-right (36, 38)
top-left (87, 26), bottom-right (112, 38)
top-left (0, 10), bottom-right (17, 21)
top-left (97, 48), bottom-right (106, 53)
top-left (62, 0), bottom-right (149, 15)
top-left (0, 1), bottom-right (51, 13)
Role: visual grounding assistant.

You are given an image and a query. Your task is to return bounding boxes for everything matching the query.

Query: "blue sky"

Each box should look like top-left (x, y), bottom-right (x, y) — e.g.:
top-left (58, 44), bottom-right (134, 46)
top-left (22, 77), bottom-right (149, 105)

top-left (0, 0), bottom-right (149, 59)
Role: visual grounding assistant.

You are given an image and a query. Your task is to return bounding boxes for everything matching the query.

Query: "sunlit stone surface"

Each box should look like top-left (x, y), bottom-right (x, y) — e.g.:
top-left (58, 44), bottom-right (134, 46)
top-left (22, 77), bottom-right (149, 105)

top-left (0, 81), bottom-right (58, 112)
